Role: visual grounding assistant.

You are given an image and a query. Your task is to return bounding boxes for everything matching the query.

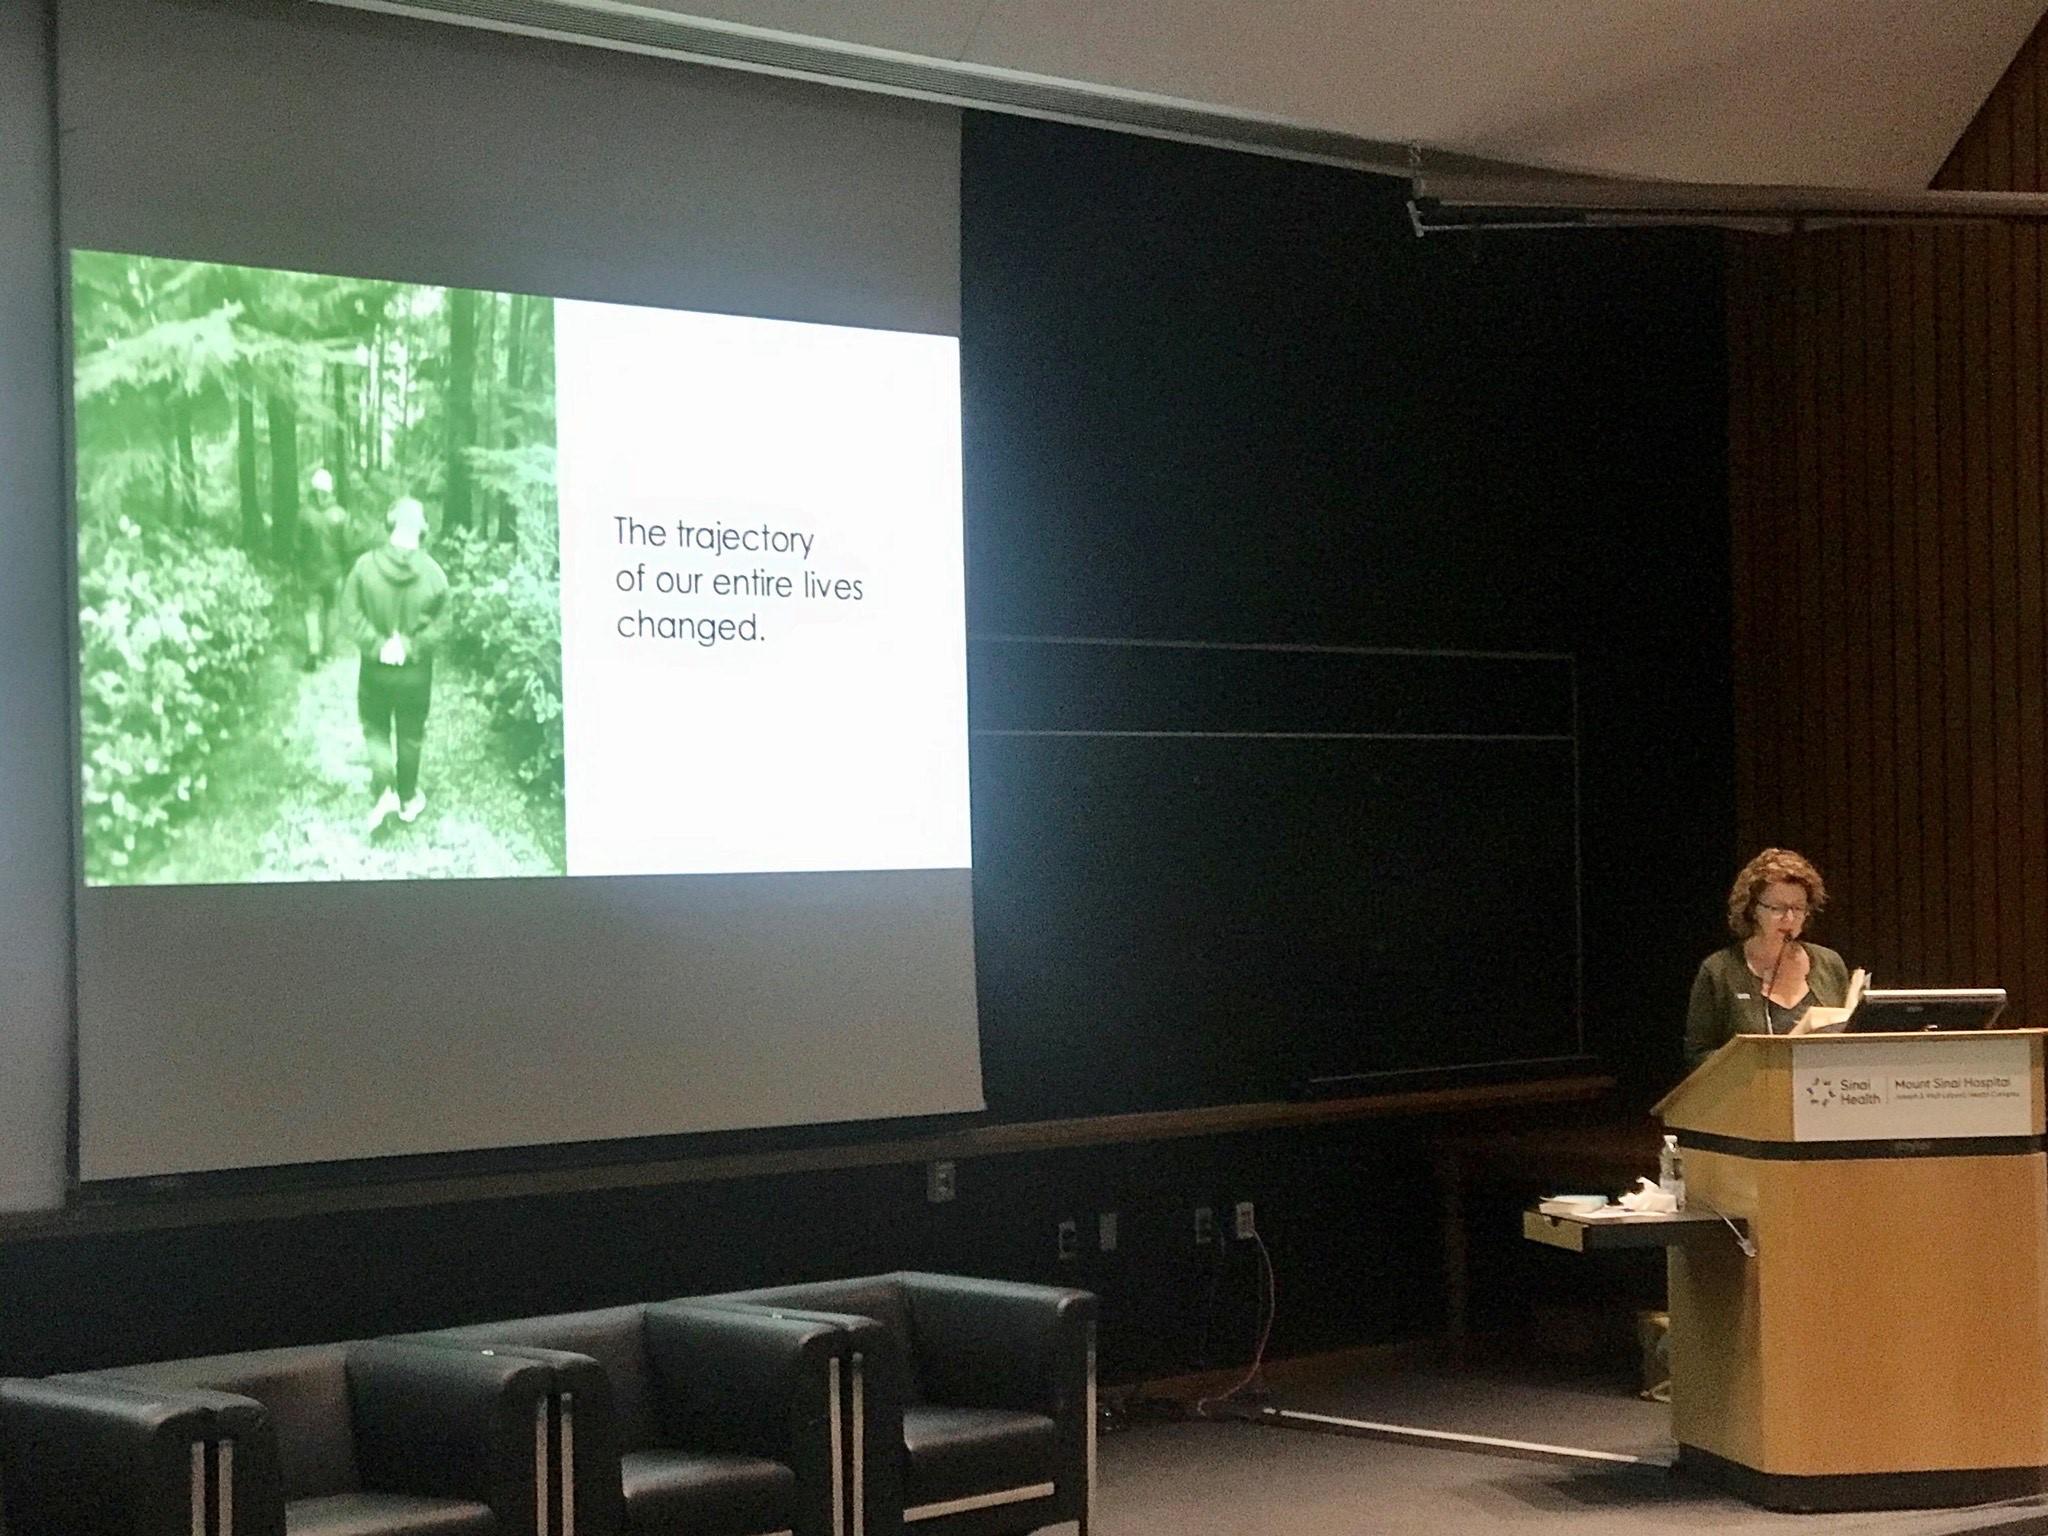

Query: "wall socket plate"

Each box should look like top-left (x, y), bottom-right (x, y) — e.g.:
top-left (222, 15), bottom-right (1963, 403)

top-left (1234, 1200), bottom-right (1257, 1240)
top-left (1098, 1211), bottom-right (1119, 1252)
top-left (1057, 1218), bottom-right (1080, 1260)
top-left (926, 1159), bottom-right (956, 1203)
top-left (1194, 1204), bottom-right (1215, 1245)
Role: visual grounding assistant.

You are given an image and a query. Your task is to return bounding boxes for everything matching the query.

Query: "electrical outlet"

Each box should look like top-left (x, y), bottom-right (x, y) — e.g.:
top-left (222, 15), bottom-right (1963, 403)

top-left (1234, 1200), bottom-right (1257, 1240)
top-left (1194, 1204), bottom-right (1216, 1245)
top-left (926, 1159), bottom-right (956, 1203)
top-left (1098, 1211), bottom-right (1119, 1252)
top-left (1057, 1218), bottom-right (1080, 1260)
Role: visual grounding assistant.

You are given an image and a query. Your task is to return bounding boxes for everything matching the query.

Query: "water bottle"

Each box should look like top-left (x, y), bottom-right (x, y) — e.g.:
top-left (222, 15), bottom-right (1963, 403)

top-left (1659, 1134), bottom-right (1686, 1210)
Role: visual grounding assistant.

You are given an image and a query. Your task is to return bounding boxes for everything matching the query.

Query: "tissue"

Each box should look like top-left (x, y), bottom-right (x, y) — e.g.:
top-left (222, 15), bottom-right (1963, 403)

top-left (1616, 1178), bottom-right (1679, 1214)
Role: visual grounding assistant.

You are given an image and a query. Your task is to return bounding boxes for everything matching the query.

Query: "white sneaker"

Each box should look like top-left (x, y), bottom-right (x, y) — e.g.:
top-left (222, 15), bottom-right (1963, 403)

top-left (368, 789), bottom-right (400, 829)
top-left (398, 791), bottom-right (427, 824)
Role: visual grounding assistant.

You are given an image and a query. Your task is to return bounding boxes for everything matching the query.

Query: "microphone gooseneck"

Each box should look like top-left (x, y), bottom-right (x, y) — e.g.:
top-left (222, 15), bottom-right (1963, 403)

top-left (1761, 932), bottom-right (1799, 1035)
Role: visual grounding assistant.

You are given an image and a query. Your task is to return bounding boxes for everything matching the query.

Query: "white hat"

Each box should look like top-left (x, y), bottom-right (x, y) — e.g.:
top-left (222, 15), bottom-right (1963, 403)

top-left (387, 497), bottom-right (428, 549)
top-left (309, 467), bottom-right (335, 495)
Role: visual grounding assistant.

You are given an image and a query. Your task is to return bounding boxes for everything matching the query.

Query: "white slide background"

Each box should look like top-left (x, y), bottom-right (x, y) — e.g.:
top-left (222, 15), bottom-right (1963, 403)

top-left (555, 302), bottom-right (971, 876)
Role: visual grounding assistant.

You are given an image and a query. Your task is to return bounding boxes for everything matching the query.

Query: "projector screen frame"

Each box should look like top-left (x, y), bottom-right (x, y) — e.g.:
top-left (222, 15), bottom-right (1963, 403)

top-left (60, 243), bottom-right (988, 1185)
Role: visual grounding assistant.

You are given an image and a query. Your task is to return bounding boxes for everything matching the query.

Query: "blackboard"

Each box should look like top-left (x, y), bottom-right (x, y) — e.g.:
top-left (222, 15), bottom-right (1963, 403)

top-left (969, 637), bottom-right (1582, 1116)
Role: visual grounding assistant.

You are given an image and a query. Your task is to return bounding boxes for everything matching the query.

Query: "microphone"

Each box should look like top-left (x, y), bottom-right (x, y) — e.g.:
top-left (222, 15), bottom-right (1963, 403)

top-left (1760, 912), bottom-right (1789, 1036)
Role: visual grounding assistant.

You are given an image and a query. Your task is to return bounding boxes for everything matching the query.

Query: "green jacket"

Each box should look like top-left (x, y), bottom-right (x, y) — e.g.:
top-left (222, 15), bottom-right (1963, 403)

top-left (297, 498), bottom-right (357, 585)
top-left (338, 544), bottom-right (451, 665)
top-left (1684, 941), bottom-right (1849, 1069)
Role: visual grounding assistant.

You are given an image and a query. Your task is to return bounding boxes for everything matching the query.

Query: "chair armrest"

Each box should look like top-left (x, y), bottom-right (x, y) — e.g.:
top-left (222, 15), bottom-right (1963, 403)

top-left (674, 1302), bottom-right (905, 1536)
top-left (345, 1339), bottom-right (558, 1529)
top-left (0, 1377), bottom-right (278, 1536)
top-left (644, 1303), bottom-right (841, 1452)
top-left (896, 1275), bottom-right (1096, 1413)
top-left (385, 1337), bottom-right (623, 1536)
top-left (648, 1303), bottom-right (853, 1536)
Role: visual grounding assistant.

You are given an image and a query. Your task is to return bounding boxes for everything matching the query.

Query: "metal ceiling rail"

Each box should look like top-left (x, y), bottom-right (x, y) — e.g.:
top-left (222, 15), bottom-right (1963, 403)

top-left (1410, 171), bottom-right (2048, 235)
top-left (310, 0), bottom-right (1528, 181)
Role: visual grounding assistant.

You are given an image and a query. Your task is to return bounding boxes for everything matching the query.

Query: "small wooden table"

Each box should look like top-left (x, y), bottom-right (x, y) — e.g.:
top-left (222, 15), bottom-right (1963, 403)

top-left (1432, 1117), bottom-right (1663, 1346)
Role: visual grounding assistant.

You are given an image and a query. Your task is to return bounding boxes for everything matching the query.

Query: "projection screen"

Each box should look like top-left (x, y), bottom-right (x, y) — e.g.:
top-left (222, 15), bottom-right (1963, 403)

top-left (59, 0), bottom-right (981, 1180)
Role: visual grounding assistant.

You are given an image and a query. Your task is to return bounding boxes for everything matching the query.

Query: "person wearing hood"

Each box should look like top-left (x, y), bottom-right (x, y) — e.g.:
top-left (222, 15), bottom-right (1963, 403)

top-left (338, 496), bottom-right (451, 829)
top-left (296, 466), bottom-right (355, 669)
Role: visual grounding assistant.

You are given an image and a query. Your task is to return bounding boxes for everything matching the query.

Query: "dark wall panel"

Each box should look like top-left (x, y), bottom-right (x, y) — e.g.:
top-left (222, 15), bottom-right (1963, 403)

top-left (963, 116), bottom-right (1732, 1108)
top-left (974, 733), bottom-right (1580, 1112)
top-left (0, 1125), bottom-right (1447, 1387)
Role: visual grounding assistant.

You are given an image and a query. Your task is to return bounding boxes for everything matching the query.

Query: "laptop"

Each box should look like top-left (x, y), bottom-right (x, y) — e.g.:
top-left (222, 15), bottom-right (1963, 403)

top-left (1840, 987), bottom-right (2008, 1033)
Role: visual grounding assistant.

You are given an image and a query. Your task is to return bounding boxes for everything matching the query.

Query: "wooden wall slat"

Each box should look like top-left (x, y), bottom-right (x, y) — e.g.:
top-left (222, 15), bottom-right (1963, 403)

top-left (1961, 128), bottom-right (1998, 991)
top-left (1795, 234), bottom-right (1824, 850)
top-left (1727, 233), bottom-right (1758, 851)
top-left (2021, 50), bottom-right (2048, 1032)
top-left (1729, 20), bottom-right (2048, 1016)
top-left (1816, 232), bottom-right (1851, 909)
top-left (1862, 229), bottom-right (1898, 976)
top-left (1925, 225), bottom-right (1957, 974)
top-left (1839, 231), bottom-right (1873, 968)
top-left (1768, 237), bottom-right (1797, 843)
top-left (1988, 144), bottom-right (2025, 1015)
top-left (1889, 229), bottom-right (1924, 982)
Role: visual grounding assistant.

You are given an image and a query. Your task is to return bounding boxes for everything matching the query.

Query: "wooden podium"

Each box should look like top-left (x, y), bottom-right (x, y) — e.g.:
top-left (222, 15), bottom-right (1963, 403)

top-left (1653, 1029), bottom-right (2048, 1511)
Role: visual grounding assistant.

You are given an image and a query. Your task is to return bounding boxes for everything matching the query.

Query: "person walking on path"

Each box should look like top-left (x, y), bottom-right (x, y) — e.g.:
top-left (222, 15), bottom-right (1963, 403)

top-left (296, 466), bottom-right (356, 668)
top-left (338, 496), bottom-right (451, 829)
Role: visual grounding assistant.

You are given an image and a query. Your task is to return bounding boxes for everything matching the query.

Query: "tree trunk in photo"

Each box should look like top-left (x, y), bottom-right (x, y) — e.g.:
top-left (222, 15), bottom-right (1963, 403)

top-left (398, 309), bottom-right (414, 482)
top-left (501, 291), bottom-right (529, 543)
top-left (237, 379), bottom-right (262, 550)
top-left (171, 394), bottom-right (200, 527)
top-left (328, 363), bottom-right (352, 510)
top-left (507, 291), bottom-right (527, 401)
top-left (444, 286), bottom-right (477, 533)
top-left (530, 295), bottom-right (552, 393)
top-left (371, 327), bottom-right (385, 471)
top-left (477, 292), bottom-right (498, 537)
top-left (268, 390), bottom-right (299, 563)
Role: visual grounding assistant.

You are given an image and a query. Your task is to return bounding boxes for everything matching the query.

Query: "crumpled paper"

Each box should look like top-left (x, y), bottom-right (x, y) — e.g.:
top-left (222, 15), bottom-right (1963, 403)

top-left (1616, 1178), bottom-right (1679, 1214)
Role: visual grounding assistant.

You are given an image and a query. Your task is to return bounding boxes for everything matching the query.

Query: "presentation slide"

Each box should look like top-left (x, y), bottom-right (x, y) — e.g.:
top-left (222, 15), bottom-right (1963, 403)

top-left (68, 250), bottom-right (986, 1180)
top-left (70, 250), bottom-right (969, 887)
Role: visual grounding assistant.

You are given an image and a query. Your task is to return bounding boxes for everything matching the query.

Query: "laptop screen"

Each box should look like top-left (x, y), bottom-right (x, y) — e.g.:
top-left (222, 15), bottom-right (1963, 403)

top-left (1845, 989), bottom-right (2008, 1033)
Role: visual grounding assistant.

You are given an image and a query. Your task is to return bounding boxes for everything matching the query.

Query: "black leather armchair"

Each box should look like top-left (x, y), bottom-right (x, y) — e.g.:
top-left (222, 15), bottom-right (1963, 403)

top-left (0, 1376), bottom-right (237, 1536)
top-left (416, 1300), bottom-right (849, 1536)
top-left (705, 1274), bottom-right (1097, 1536)
top-left (57, 1339), bottom-right (561, 1536)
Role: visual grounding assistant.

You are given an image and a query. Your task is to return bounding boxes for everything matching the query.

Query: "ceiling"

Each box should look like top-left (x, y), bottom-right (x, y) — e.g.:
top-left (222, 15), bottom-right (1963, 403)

top-left (608, 0), bottom-right (2046, 188)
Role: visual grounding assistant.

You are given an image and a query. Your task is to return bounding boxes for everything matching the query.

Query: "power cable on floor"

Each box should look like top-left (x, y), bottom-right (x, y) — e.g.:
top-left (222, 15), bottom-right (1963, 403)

top-left (1196, 1230), bottom-right (1275, 1417)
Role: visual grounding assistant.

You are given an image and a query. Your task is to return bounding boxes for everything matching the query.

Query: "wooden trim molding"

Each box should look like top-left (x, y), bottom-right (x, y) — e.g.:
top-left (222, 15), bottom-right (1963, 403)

top-left (0, 1074), bottom-right (1611, 1245)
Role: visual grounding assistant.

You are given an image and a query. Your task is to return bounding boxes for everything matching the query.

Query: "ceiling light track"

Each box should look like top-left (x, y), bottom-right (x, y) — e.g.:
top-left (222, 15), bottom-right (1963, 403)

top-left (1409, 172), bottom-right (2048, 236)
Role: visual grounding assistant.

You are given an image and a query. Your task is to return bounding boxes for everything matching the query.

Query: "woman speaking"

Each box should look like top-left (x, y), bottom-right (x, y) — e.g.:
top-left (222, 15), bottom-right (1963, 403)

top-left (1684, 848), bottom-right (1850, 1068)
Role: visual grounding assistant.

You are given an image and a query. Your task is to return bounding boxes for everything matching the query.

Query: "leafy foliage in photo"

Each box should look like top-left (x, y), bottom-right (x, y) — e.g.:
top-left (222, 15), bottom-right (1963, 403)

top-left (77, 518), bottom-right (273, 880)
top-left (69, 249), bottom-right (566, 884)
top-left (438, 445), bottom-right (566, 797)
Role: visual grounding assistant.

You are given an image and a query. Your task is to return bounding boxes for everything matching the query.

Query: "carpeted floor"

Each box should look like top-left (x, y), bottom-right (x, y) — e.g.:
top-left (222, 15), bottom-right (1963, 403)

top-left (1086, 1351), bottom-right (2048, 1536)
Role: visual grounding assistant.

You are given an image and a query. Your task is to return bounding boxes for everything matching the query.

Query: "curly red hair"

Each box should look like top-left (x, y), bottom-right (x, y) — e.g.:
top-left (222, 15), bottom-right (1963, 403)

top-left (1726, 848), bottom-right (1827, 937)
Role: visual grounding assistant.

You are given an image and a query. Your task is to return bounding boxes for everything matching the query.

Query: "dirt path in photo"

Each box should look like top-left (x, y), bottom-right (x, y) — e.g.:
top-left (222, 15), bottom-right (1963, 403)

top-left (132, 638), bottom-right (565, 885)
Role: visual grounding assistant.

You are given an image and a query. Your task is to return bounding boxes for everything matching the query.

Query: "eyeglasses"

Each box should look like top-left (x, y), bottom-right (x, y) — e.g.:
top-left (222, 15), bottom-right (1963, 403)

top-left (1756, 901), bottom-right (1810, 920)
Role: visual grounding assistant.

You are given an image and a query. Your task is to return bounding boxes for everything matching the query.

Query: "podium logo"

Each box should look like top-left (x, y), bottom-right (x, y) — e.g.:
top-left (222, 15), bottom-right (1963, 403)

top-left (1790, 1039), bottom-right (2029, 1140)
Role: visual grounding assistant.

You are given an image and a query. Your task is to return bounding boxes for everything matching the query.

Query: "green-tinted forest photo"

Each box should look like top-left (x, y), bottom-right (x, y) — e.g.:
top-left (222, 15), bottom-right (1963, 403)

top-left (72, 250), bottom-right (567, 886)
